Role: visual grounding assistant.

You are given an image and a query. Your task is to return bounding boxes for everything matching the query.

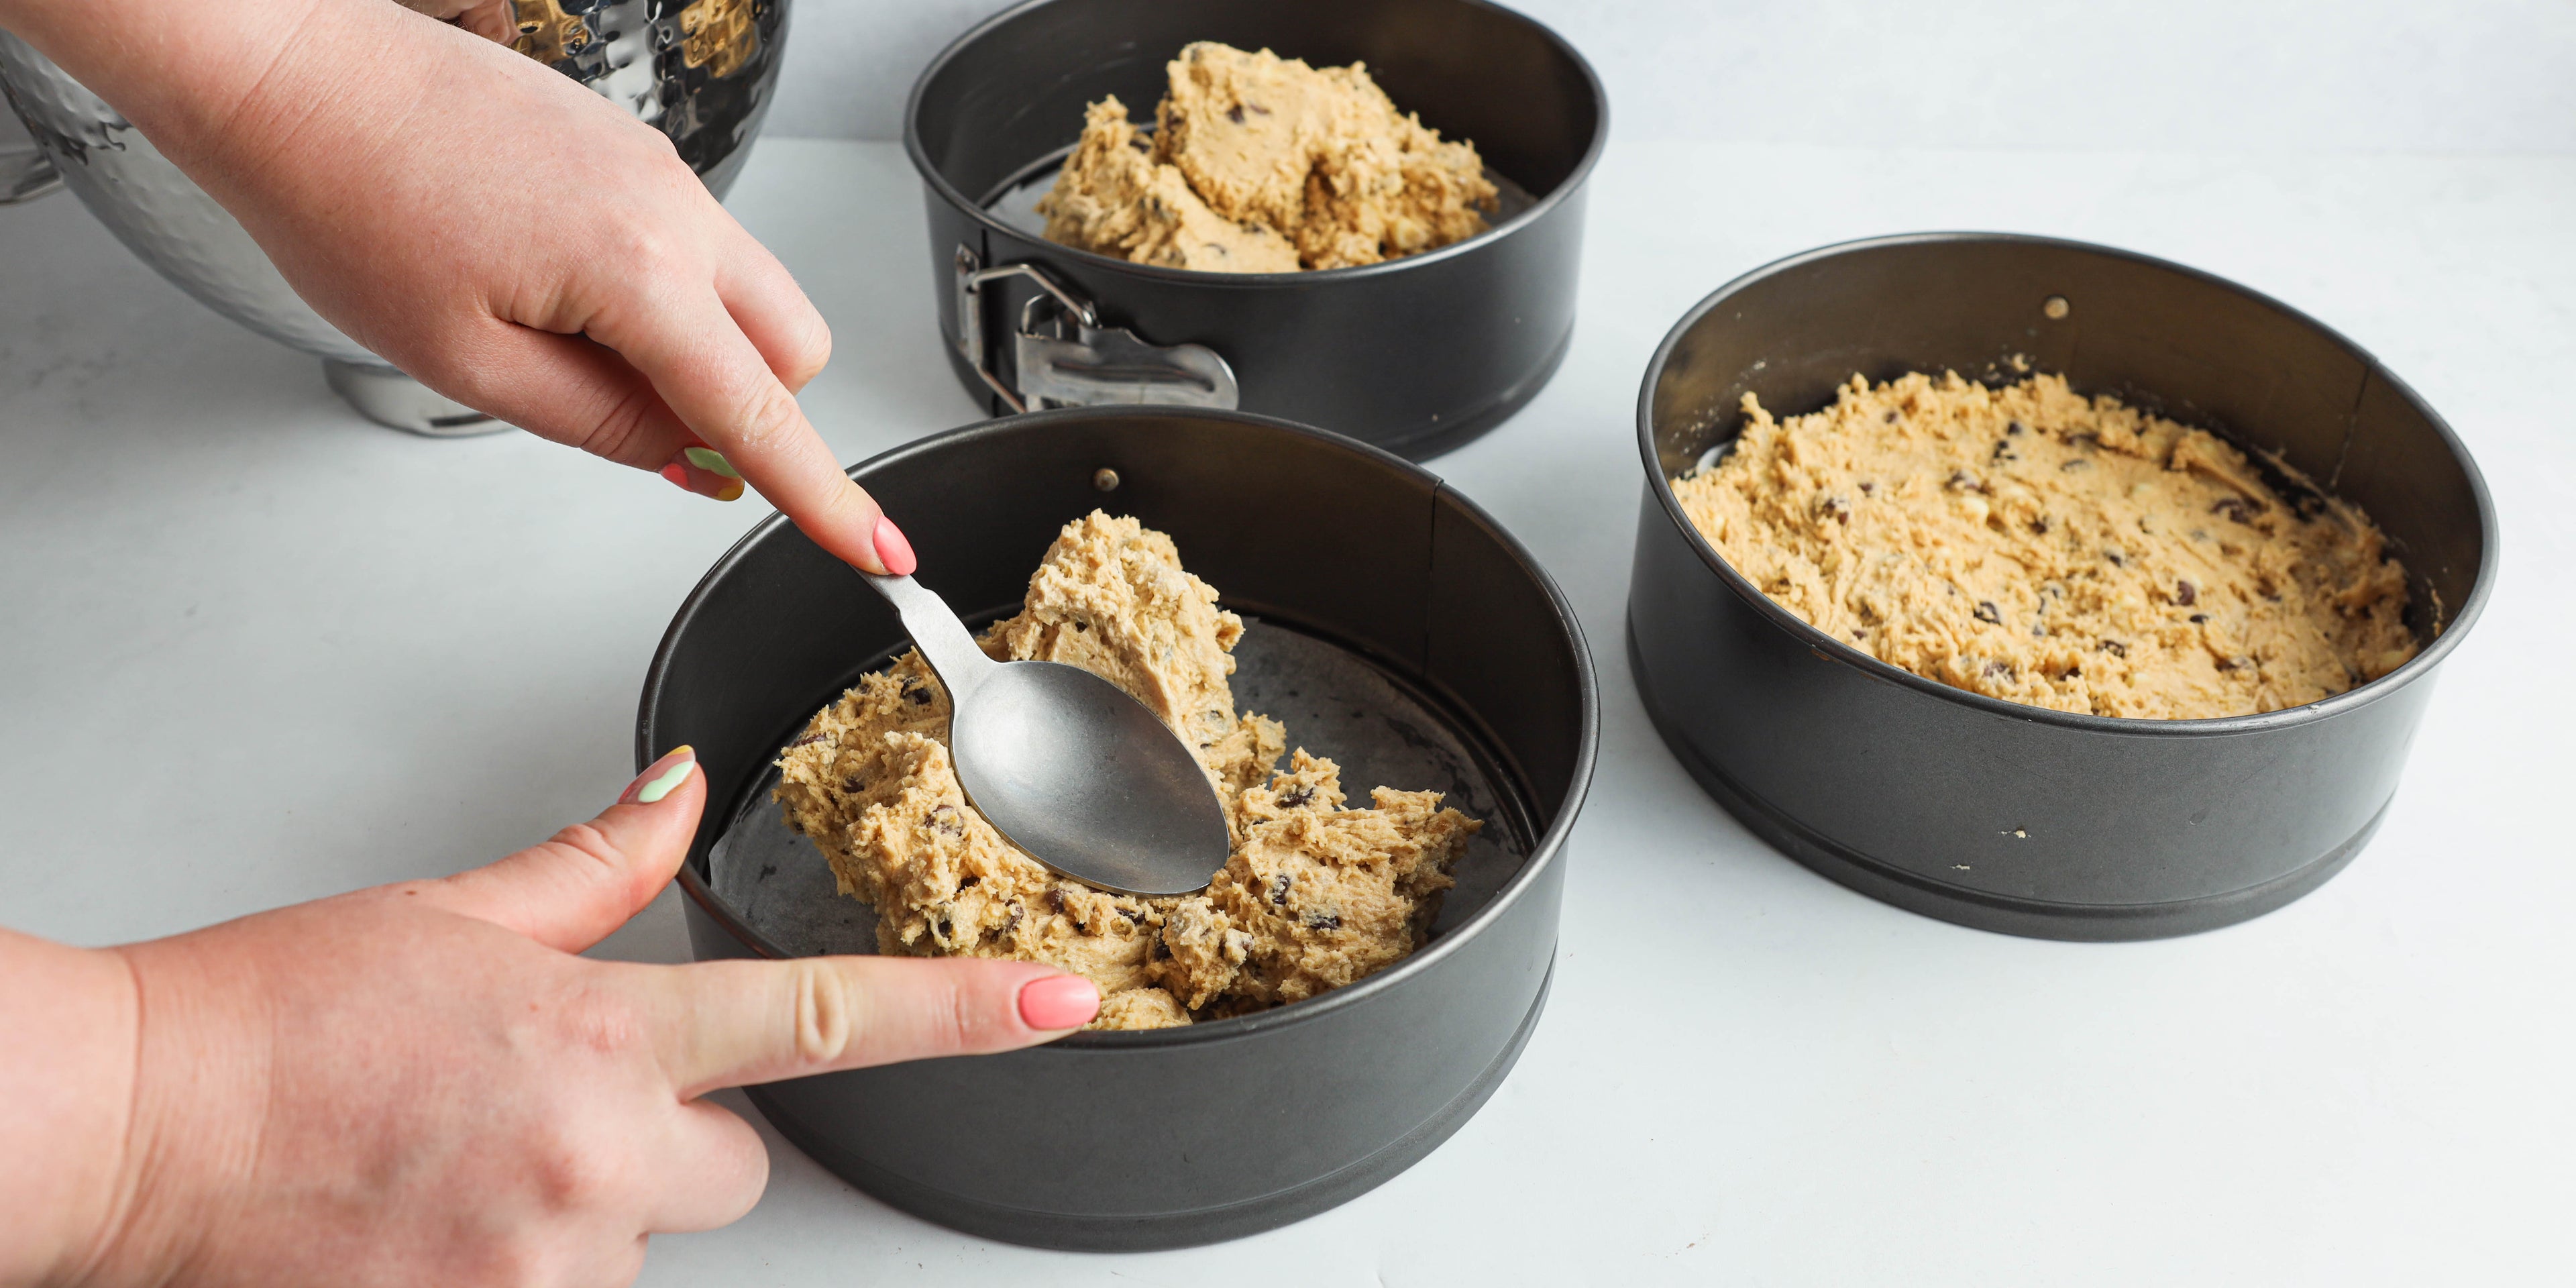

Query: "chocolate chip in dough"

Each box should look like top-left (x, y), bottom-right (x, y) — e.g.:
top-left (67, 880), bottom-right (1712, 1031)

top-left (1270, 874), bottom-right (1292, 906)
top-left (1307, 914), bottom-right (1342, 930)
top-left (1277, 785), bottom-right (1316, 809)
top-left (1974, 601), bottom-right (2003, 625)
top-left (2099, 639), bottom-right (2128, 657)
top-left (2176, 580), bottom-right (2198, 606)
top-left (1227, 104), bottom-right (1246, 124)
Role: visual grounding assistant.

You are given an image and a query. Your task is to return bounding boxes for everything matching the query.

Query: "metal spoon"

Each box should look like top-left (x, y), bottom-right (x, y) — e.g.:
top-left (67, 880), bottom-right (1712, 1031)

top-left (861, 572), bottom-right (1233, 896)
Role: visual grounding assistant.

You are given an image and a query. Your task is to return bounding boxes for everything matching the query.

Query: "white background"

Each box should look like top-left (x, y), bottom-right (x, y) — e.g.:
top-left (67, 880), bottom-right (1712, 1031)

top-left (765, 0), bottom-right (2576, 153)
top-left (3, 1), bottom-right (2573, 1284)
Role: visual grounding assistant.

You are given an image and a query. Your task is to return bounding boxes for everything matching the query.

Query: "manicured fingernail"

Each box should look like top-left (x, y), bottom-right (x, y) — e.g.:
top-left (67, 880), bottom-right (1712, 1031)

top-left (682, 446), bottom-right (741, 479)
top-left (621, 745), bottom-right (696, 805)
top-left (1017, 974), bottom-right (1099, 1030)
top-left (663, 444), bottom-right (745, 502)
top-left (873, 515), bottom-right (918, 577)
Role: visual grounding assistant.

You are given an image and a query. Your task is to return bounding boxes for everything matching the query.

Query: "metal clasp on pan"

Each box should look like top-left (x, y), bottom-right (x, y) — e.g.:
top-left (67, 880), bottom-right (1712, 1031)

top-left (952, 246), bottom-right (1238, 413)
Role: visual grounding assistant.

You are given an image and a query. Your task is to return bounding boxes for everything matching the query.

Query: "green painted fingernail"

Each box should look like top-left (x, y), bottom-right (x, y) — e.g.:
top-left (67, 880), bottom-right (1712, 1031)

top-left (637, 759), bottom-right (694, 804)
top-left (625, 747), bottom-right (697, 805)
top-left (683, 447), bottom-right (741, 479)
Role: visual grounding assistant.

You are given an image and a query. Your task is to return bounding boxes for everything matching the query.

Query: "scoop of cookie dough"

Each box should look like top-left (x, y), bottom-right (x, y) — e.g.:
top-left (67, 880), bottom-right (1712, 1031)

top-left (1032, 98), bottom-right (1301, 274)
top-left (1671, 372), bottom-right (2418, 720)
top-left (1037, 42), bottom-right (1497, 272)
top-left (773, 512), bottom-right (1480, 1029)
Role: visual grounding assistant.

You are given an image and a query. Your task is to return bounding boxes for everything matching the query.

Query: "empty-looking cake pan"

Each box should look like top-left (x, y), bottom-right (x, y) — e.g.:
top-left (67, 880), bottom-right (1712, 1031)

top-left (1628, 233), bottom-right (2496, 941)
top-left (641, 408), bottom-right (1597, 1248)
top-left (904, 0), bottom-right (1605, 460)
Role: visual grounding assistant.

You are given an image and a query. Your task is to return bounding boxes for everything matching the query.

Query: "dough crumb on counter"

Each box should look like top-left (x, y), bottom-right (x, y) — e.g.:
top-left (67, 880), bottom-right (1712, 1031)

top-left (1670, 372), bottom-right (2419, 720)
top-left (1036, 42), bottom-right (1498, 272)
top-left (773, 512), bottom-right (1480, 1029)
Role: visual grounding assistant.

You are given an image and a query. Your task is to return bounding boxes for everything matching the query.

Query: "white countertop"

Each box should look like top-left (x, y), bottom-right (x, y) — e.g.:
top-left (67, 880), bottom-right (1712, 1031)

top-left (3, 139), bottom-right (2569, 1284)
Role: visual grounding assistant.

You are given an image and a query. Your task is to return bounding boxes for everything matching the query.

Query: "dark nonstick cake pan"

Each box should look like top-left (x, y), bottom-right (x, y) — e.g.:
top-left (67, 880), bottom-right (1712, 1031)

top-left (1627, 233), bottom-right (2496, 941)
top-left (640, 408), bottom-right (1597, 1249)
top-left (904, 0), bottom-right (1605, 460)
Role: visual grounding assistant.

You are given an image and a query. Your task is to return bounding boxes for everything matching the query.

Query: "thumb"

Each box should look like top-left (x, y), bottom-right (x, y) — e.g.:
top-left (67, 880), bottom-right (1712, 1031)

top-left (647, 956), bottom-right (1102, 1098)
top-left (417, 745), bottom-right (705, 953)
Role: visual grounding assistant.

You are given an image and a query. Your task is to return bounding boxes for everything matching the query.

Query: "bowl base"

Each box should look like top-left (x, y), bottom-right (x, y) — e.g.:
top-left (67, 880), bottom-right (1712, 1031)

top-left (1628, 623), bottom-right (2381, 942)
top-left (323, 360), bottom-right (506, 437)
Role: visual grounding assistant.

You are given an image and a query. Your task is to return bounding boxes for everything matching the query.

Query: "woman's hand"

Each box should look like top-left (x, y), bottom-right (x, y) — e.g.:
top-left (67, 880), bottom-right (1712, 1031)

top-left (0, 0), bottom-right (916, 576)
top-left (6, 747), bottom-right (1098, 1287)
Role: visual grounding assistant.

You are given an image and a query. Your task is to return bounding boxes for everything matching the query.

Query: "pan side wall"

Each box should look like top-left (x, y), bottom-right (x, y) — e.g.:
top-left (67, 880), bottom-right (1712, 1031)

top-left (1626, 482), bottom-right (2440, 928)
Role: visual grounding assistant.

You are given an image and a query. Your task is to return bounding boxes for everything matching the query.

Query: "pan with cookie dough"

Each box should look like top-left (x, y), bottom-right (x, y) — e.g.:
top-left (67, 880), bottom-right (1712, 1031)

top-left (768, 513), bottom-right (1485, 1030)
top-left (650, 406), bottom-right (1593, 1247)
top-left (904, 0), bottom-right (1605, 457)
top-left (1629, 232), bottom-right (2493, 941)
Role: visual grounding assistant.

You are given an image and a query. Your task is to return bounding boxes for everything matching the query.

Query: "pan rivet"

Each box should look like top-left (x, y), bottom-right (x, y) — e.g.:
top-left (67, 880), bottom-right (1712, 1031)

top-left (1093, 468), bottom-right (1121, 492)
top-left (2043, 295), bottom-right (2071, 320)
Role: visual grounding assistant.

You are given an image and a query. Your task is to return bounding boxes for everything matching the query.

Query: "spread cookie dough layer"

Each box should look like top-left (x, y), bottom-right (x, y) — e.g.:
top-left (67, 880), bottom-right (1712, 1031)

top-left (1036, 42), bottom-right (1498, 273)
top-left (1671, 372), bottom-right (2418, 720)
top-left (773, 513), bottom-right (1480, 1030)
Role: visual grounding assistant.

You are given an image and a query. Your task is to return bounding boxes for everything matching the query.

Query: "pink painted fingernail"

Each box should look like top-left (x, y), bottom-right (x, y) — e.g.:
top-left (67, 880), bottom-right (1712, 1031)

top-left (1017, 974), bottom-right (1099, 1030)
top-left (619, 746), bottom-right (696, 806)
top-left (873, 515), bottom-right (918, 577)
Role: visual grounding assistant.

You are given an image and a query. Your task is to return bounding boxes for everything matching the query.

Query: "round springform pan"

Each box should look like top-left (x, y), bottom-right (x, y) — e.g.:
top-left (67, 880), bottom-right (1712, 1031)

top-left (904, 0), bottom-right (1606, 460)
top-left (1626, 233), bottom-right (2496, 941)
top-left (641, 407), bottom-right (1597, 1248)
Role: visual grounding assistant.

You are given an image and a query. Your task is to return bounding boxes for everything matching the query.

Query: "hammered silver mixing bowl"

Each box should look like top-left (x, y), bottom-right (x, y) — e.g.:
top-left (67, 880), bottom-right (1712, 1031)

top-left (0, 0), bottom-right (788, 434)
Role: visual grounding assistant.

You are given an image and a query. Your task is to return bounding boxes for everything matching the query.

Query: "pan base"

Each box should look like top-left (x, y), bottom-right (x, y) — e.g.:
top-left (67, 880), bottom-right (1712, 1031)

top-left (748, 960), bottom-right (1551, 1250)
top-left (1628, 625), bottom-right (2379, 942)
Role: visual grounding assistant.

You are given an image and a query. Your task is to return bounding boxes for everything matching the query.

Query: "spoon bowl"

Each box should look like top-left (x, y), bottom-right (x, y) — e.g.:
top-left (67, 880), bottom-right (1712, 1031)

top-left (864, 572), bottom-right (1232, 896)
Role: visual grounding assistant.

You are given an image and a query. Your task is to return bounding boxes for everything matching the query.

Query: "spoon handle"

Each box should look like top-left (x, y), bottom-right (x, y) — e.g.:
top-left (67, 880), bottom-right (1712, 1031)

top-left (859, 572), bottom-right (997, 698)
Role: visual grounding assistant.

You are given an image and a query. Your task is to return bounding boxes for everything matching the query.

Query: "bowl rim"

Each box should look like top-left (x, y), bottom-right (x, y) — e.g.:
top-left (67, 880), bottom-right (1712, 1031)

top-left (900, 0), bottom-right (1611, 288)
top-left (1633, 229), bottom-right (2501, 737)
top-left (644, 405), bottom-right (1599, 1049)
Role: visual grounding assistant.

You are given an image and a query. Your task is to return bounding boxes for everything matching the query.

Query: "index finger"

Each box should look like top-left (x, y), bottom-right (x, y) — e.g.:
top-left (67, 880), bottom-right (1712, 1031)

top-left (646, 956), bottom-right (1099, 1098)
top-left (590, 282), bottom-right (898, 576)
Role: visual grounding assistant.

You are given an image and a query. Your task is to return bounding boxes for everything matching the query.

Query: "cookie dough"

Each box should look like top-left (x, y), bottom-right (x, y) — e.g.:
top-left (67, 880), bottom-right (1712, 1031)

top-left (1670, 372), bottom-right (2419, 720)
top-left (1036, 42), bottom-right (1499, 272)
top-left (773, 513), bottom-right (1481, 1029)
